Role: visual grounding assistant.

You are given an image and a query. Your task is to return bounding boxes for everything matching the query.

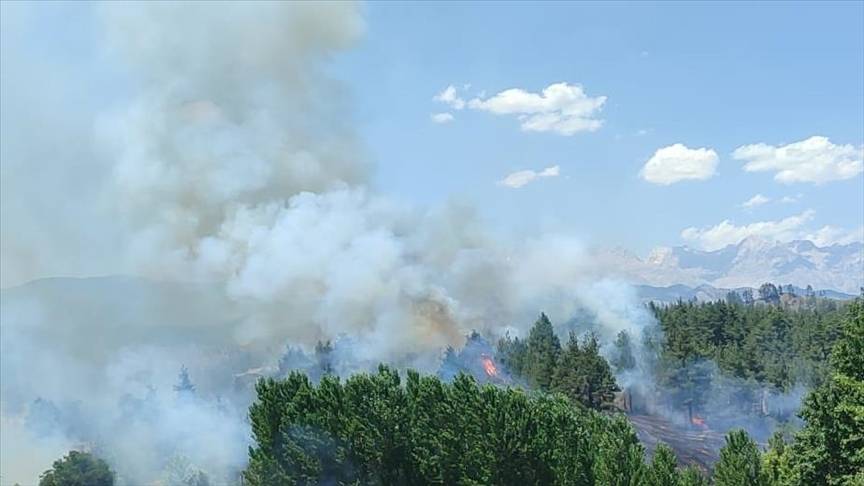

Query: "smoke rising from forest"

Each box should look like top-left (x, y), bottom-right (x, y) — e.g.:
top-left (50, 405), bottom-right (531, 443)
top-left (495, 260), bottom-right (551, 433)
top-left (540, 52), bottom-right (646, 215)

top-left (0, 2), bottom-right (816, 483)
top-left (0, 3), bottom-right (652, 483)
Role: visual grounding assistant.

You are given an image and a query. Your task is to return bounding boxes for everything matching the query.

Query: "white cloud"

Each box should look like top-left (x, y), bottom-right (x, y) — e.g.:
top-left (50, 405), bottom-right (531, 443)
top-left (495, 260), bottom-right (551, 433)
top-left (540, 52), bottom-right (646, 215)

top-left (640, 143), bottom-right (719, 185)
top-left (733, 136), bottom-right (864, 184)
top-left (741, 194), bottom-right (770, 208)
top-left (498, 165), bottom-right (560, 189)
top-left (806, 225), bottom-right (864, 247)
top-left (681, 210), bottom-right (817, 250)
top-left (636, 129), bottom-right (649, 136)
top-left (467, 82), bottom-right (606, 136)
top-left (682, 210), bottom-right (863, 250)
top-left (433, 85), bottom-right (466, 110)
top-left (430, 112), bottom-right (454, 124)
top-left (779, 194), bottom-right (800, 204)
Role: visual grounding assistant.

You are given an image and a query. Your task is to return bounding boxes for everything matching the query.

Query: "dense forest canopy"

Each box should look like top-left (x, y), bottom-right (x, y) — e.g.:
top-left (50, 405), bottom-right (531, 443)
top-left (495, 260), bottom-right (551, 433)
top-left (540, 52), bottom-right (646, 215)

top-left (35, 296), bottom-right (863, 485)
top-left (241, 298), bottom-right (864, 485)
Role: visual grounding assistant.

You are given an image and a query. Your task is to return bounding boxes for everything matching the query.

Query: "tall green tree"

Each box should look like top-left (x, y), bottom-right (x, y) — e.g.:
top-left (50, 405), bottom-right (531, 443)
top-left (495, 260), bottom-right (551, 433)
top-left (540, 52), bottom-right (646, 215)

top-left (713, 430), bottom-right (766, 486)
top-left (523, 313), bottom-right (561, 390)
top-left (787, 299), bottom-right (864, 485)
top-left (553, 332), bottom-right (619, 409)
top-left (761, 432), bottom-right (791, 486)
top-left (496, 332), bottom-right (527, 376)
top-left (612, 330), bottom-right (637, 373)
top-left (592, 414), bottom-right (645, 486)
top-left (644, 443), bottom-right (680, 486)
top-left (313, 340), bottom-right (334, 378)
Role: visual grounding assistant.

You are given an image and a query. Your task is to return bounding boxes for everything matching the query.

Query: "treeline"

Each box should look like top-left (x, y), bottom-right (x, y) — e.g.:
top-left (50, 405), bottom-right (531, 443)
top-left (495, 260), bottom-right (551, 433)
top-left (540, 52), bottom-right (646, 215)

top-left (237, 298), bottom-right (861, 484)
top-left (726, 283), bottom-right (847, 311)
top-left (651, 296), bottom-right (847, 400)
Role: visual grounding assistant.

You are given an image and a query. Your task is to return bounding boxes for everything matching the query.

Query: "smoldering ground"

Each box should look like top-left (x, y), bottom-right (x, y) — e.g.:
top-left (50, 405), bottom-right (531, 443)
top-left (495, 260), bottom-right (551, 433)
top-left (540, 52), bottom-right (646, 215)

top-left (0, 2), bottom-right (807, 483)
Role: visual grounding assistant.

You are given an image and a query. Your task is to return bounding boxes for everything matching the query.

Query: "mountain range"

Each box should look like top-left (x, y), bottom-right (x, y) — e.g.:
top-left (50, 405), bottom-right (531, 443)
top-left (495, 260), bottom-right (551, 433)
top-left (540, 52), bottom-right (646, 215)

top-left (595, 236), bottom-right (863, 295)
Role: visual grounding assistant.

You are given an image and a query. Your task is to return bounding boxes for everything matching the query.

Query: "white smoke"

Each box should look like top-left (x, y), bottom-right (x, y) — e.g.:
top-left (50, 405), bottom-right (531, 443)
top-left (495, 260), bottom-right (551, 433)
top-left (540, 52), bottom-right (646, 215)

top-left (0, 2), bottom-right (676, 484)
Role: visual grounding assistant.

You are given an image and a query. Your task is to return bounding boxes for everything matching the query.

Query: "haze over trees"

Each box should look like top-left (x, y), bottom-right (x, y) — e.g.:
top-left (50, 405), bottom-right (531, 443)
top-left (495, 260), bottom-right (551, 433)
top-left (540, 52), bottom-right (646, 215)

top-left (35, 297), bottom-right (863, 485)
top-left (649, 296), bottom-right (848, 424)
top-left (241, 298), bottom-right (864, 485)
top-left (38, 451), bottom-right (114, 486)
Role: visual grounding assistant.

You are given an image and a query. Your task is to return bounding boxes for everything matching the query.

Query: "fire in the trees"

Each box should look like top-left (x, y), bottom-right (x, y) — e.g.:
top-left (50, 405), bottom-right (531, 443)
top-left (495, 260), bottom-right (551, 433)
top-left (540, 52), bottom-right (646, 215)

top-left (481, 354), bottom-right (498, 377)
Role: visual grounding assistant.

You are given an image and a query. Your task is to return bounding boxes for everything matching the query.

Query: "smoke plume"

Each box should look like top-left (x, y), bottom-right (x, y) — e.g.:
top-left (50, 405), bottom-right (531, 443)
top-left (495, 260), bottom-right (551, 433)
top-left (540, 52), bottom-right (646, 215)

top-left (0, 2), bottom-right (806, 483)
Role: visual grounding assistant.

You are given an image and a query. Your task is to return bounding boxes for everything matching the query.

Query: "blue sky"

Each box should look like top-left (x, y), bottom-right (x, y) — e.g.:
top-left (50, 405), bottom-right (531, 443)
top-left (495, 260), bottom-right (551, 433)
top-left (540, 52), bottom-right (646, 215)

top-left (2, 1), bottom-right (863, 262)
top-left (336, 2), bottom-right (864, 253)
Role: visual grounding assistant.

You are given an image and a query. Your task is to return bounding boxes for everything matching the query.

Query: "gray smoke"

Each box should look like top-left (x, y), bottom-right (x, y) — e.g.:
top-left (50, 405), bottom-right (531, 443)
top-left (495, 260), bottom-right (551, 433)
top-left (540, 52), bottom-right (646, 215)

top-left (0, 3), bottom-right (656, 483)
top-left (0, 2), bottom-right (807, 483)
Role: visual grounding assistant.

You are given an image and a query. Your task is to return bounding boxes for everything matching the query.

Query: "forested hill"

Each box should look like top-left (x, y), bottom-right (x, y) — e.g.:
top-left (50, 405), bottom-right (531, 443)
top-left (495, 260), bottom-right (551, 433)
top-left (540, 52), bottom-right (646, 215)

top-left (649, 291), bottom-right (849, 392)
top-left (25, 288), bottom-right (863, 485)
top-left (220, 300), bottom-right (864, 485)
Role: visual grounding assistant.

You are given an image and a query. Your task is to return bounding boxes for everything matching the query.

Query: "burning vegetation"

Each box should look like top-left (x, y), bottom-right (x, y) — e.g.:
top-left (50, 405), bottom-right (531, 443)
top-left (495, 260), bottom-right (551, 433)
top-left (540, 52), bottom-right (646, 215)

top-left (480, 354), bottom-right (498, 378)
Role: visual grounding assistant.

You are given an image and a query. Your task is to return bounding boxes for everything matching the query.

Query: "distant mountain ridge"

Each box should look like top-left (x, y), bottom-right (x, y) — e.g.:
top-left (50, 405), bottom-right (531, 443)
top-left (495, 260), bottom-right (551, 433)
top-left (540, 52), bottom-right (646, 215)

top-left (597, 236), bottom-right (863, 294)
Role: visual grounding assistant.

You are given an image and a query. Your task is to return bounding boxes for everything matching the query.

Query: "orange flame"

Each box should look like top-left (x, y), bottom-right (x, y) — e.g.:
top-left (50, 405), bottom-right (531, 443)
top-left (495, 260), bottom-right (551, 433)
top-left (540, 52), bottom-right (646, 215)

top-left (481, 355), bottom-right (498, 377)
top-left (690, 415), bottom-right (706, 427)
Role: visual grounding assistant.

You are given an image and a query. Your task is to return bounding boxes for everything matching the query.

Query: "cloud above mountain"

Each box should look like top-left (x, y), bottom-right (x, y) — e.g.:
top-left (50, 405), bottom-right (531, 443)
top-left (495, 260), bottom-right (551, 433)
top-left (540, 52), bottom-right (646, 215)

top-left (681, 210), bottom-right (817, 250)
top-left (680, 209), bottom-right (863, 251)
top-left (734, 136), bottom-right (864, 184)
top-left (807, 225), bottom-right (864, 247)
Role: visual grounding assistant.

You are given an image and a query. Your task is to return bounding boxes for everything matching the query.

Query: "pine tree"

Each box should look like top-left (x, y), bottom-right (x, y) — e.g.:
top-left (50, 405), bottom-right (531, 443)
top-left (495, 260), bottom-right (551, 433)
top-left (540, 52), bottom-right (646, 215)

top-left (524, 313), bottom-right (561, 390)
top-left (788, 299), bottom-right (864, 485)
top-left (680, 466), bottom-right (709, 486)
top-left (313, 340), bottom-right (334, 379)
top-left (645, 443), bottom-right (680, 486)
top-left (761, 432), bottom-right (790, 486)
top-left (580, 333), bottom-right (620, 409)
top-left (759, 283), bottom-right (780, 304)
top-left (713, 429), bottom-right (766, 486)
top-left (552, 332), bottom-right (584, 402)
top-left (592, 414), bottom-right (645, 485)
top-left (173, 365), bottom-right (196, 397)
top-left (612, 330), bottom-right (637, 373)
top-left (496, 332), bottom-right (528, 376)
